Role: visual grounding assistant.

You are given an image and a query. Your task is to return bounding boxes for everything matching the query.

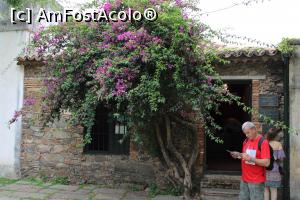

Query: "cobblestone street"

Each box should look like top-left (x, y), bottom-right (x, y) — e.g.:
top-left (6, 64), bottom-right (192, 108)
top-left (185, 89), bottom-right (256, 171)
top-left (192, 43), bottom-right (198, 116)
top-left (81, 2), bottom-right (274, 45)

top-left (0, 179), bottom-right (182, 200)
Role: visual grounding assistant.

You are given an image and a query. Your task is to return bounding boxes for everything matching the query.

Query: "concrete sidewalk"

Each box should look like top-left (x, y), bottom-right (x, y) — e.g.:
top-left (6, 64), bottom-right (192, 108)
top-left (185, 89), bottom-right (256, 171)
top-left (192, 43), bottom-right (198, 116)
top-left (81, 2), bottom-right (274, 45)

top-left (0, 179), bottom-right (183, 200)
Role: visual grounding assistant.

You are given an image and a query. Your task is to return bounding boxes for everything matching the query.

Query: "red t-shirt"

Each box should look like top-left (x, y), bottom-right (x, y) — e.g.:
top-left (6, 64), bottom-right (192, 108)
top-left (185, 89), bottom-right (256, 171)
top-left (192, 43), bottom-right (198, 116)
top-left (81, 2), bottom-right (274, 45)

top-left (241, 135), bottom-right (270, 183)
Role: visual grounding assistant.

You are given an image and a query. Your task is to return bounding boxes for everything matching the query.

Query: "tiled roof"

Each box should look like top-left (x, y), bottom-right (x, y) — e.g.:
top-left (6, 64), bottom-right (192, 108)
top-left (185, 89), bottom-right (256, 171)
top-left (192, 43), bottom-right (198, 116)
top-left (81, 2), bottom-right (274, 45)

top-left (17, 55), bottom-right (44, 63)
top-left (17, 51), bottom-right (51, 64)
top-left (218, 47), bottom-right (279, 58)
top-left (17, 47), bottom-right (280, 64)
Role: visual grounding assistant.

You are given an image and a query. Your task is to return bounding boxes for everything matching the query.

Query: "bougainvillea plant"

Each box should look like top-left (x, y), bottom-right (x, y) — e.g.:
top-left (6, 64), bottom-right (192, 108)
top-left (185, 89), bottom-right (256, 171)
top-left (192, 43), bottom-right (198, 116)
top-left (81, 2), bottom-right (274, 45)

top-left (21, 0), bottom-right (229, 197)
top-left (13, 0), bottom-right (292, 198)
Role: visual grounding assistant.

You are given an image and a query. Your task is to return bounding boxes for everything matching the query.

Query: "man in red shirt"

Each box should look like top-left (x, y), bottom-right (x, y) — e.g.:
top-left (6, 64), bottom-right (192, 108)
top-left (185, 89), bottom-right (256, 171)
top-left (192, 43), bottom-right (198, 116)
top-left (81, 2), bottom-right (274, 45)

top-left (231, 121), bottom-right (270, 200)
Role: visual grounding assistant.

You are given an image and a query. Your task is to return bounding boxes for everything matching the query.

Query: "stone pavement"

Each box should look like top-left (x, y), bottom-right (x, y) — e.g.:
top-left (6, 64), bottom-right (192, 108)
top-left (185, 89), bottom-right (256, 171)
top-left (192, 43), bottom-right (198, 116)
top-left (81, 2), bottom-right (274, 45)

top-left (0, 180), bottom-right (183, 200)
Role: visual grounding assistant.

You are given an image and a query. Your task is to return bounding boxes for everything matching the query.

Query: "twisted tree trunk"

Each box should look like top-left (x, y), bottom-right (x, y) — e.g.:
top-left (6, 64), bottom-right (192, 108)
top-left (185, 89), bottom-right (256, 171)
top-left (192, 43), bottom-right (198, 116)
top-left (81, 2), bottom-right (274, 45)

top-left (155, 123), bottom-right (183, 184)
top-left (155, 115), bottom-right (200, 199)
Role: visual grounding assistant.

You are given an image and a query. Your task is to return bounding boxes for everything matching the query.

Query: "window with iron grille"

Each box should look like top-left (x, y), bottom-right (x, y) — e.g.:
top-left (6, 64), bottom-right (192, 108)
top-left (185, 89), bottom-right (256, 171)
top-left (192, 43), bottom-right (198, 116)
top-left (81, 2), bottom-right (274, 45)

top-left (84, 104), bottom-right (129, 154)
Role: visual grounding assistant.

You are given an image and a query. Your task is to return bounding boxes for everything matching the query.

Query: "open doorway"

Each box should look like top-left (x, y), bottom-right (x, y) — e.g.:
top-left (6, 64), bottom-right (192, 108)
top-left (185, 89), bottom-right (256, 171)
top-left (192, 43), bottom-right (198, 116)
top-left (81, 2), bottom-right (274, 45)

top-left (206, 81), bottom-right (251, 172)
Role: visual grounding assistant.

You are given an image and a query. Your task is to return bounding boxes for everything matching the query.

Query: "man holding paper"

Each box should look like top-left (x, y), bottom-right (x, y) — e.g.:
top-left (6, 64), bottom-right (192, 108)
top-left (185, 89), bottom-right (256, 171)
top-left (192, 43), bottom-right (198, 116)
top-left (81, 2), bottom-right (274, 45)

top-left (230, 121), bottom-right (271, 200)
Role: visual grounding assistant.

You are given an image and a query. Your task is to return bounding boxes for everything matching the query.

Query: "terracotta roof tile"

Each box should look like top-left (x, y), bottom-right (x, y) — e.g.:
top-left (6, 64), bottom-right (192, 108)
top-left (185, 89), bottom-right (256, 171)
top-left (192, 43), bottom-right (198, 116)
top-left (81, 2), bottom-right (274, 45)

top-left (17, 47), bottom-right (280, 64)
top-left (17, 55), bottom-right (44, 62)
top-left (218, 47), bottom-right (279, 58)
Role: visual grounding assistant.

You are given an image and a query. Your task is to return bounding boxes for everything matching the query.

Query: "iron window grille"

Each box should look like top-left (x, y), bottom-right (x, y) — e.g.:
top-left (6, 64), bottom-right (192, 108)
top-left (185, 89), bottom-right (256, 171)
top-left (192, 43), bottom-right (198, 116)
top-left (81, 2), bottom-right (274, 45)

top-left (84, 104), bottom-right (129, 154)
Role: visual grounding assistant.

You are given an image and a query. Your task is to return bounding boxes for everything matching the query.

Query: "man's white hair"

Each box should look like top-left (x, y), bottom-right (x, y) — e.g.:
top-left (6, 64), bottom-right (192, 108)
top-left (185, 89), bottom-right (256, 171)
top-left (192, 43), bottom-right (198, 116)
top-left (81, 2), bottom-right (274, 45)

top-left (242, 121), bottom-right (256, 131)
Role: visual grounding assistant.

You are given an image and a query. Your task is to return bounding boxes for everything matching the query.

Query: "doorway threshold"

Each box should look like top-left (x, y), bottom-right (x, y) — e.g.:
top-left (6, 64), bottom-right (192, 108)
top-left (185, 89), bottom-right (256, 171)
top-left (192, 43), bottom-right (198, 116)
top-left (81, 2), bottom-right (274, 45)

top-left (205, 170), bottom-right (241, 176)
top-left (201, 172), bottom-right (241, 190)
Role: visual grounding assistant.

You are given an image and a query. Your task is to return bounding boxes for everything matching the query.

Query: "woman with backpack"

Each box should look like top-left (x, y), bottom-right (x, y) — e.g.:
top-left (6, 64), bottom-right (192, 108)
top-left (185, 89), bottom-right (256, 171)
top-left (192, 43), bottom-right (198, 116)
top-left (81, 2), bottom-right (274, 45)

top-left (264, 128), bottom-right (286, 200)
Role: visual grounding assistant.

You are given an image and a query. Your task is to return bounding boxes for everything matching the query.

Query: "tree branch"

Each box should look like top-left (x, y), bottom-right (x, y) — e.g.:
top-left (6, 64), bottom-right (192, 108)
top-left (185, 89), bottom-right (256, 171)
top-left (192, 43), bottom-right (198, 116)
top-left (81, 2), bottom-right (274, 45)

top-left (171, 115), bottom-right (197, 132)
top-left (170, 115), bottom-right (200, 170)
top-left (188, 127), bottom-right (200, 171)
top-left (165, 116), bottom-right (192, 191)
top-left (155, 123), bottom-right (182, 184)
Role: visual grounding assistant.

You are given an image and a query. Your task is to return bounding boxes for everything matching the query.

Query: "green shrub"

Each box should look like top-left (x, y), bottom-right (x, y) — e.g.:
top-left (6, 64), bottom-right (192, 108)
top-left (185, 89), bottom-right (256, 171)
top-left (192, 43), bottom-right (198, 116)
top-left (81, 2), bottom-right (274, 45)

top-left (0, 177), bottom-right (18, 185)
top-left (23, 177), bottom-right (44, 186)
top-left (148, 183), bottom-right (183, 197)
top-left (52, 176), bottom-right (70, 185)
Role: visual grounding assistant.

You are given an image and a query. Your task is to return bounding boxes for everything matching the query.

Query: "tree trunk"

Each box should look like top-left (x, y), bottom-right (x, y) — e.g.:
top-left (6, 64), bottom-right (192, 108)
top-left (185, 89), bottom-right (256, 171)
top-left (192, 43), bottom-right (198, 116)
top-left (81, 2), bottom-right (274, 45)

top-left (155, 116), bottom-right (200, 199)
top-left (165, 116), bottom-right (196, 199)
top-left (155, 123), bottom-right (183, 184)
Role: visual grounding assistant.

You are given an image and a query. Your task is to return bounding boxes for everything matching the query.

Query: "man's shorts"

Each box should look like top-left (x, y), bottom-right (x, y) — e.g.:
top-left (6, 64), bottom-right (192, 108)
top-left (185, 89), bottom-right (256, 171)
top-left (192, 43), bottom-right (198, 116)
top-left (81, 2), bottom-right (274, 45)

top-left (239, 180), bottom-right (265, 200)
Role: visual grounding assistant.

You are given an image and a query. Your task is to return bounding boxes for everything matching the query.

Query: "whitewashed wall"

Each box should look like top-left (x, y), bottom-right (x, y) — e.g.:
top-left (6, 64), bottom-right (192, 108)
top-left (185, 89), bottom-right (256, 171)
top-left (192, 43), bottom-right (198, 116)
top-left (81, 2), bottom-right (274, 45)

top-left (0, 0), bottom-right (62, 178)
top-left (0, 29), bottom-right (29, 178)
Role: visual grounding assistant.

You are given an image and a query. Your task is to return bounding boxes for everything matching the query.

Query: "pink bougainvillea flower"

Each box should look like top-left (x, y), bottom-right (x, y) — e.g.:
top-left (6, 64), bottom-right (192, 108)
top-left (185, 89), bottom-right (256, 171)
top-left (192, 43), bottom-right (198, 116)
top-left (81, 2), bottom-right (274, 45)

top-left (96, 59), bottom-right (113, 75)
top-left (117, 31), bottom-right (133, 41)
top-left (124, 40), bottom-right (137, 50)
top-left (38, 25), bottom-right (45, 31)
top-left (182, 11), bottom-right (188, 20)
top-left (33, 32), bottom-right (41, 41)
top-left (43, 79), bottom-right (58, 94)
top-left (167, 63), bottom-right (174, 69)
top-left (207, 76), bottom-right (212, 86)
top-left (98, 43), bottom-right (110, 49)
top-left (175, 0), bottom-right (183, 7)
top-left (152, 36), bottom-right (162, 44)
top-left (150, 0), bottom-right (157, 4)
top-left (103, 2), bottom-right (112, 12)
top-left (179, 26), bottom-right (185, 33)
top-left (60, 68), bottom-right (65, 74)
top-left (111, 20), bottom-right (128, 33)
top-left (114, 0), bottom-right (122, 8)
top-left (23, 97), bottom-right (36, 106)
top-left (8, 110), bottom-right (23, 127)
top-left (79, 48), bottom-right (87, 54)
top-left (123, 68), bottom-right (135, 80)
top-left (98, 1), bottom-right (112, 13)
top-left (112, 79), bottom-right (127, 96)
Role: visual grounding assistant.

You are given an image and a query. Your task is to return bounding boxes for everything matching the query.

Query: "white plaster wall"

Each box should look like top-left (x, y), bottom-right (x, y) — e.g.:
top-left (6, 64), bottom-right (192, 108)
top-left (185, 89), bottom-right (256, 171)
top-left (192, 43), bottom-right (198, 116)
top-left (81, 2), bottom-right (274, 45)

top-left (289, 44), bottom-right (300, 200)
top-left (0, 30), bottom-right (29, 178)
top-left (0, 0), bottom-right (62, 178)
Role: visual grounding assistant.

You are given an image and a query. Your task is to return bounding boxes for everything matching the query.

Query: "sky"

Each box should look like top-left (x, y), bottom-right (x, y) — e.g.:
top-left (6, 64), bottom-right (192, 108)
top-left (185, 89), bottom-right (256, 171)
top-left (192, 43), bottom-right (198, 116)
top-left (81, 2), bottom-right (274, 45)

top-left (199, 0), bottom-right (300, 46)
top-left (58, 0), bottom-right (300, 47)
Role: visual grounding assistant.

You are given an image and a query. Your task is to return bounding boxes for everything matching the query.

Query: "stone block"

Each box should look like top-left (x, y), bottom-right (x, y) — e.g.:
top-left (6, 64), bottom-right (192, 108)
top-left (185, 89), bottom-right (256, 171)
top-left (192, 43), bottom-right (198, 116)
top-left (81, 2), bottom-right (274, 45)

top-left (52, 145), bottom-right (66, 153)
top-left (93, 188), bottom-right (126, 194)
top-left (48, 129), bottom-right (71, 139)
top-left (41, 154), bottom-right (65, 163)
top-left (80, 184), bottom-right (98, 190)
top-left (55, 163), bottom-right (68, 168)
top-left (123, 191), bottom-right (148, 200)
top-left (38, 188), bottom-right (59, 194)
top-left (152, 195), bottom-right (183, 200)
top-left (0, 191), bottom-right (14, 198)
top-left (6, 191), bottom-right (48, 199)
top-left (94, 193), bottom-right (122, 200)
top-left (72, 189), bottom-right (91, 195)
top-left (48, 184), bottom-right (79, 191)
top-left (114, 162), bottom-right (154, 176)
top-left (0, 184), bottom-right (41, 192)
top-left (49, 192), bottom-right (90, 200)
top-left (37, 144), bottom-right (52, 153)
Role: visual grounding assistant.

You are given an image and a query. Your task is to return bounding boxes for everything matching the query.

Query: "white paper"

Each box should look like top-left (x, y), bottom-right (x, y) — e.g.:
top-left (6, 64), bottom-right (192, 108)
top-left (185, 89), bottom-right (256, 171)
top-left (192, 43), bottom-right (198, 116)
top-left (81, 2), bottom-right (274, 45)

top-left (245, 149), bottom-right (256, 165)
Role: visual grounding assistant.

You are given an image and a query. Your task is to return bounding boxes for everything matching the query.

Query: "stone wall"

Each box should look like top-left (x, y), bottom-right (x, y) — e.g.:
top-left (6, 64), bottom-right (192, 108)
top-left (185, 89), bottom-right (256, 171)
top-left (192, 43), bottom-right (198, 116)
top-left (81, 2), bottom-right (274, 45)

top-left (215, 55), bottom-right (285, 132)
top-left (200, 54), bottom-right (286, 196)
top-left (19, 54), bottom-right (285, 188)
top-left (20, 62), bottom-right (160, 186)
top-left (20, 61), bottom-right (204, 187)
